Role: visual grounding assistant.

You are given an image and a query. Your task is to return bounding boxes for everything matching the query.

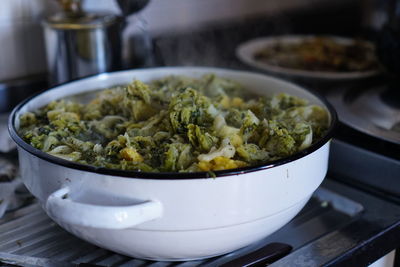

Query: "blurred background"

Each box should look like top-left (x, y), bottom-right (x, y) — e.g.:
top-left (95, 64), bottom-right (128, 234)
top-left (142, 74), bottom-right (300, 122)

top-left (0, 0), bottom-right (390, 81)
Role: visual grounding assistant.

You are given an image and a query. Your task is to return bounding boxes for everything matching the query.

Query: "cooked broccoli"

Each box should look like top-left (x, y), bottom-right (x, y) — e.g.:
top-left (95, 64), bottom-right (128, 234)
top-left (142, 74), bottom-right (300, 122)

top-left (127, 80), bottom-right (152, 104)
top-left (187, 124), bottom-right (218, 152)
top-left (198, 138), bottom-right (236, 162)
top-left (262, 121), bottom-right (297, 157)
top-left (236, 143), bottom-right (269, 163)
top-left (163, 143), bottom-right (194, 171)
top-left (270, 93), bottom-right (308, 110)
top-left (18, 75), bottom-right (329, 173)
top-left (19, 112), bottom-right (37, 128)
top-left (168, 88), bottom-right (214, 133)
top-left (240, 110), bottom-right (260, 142)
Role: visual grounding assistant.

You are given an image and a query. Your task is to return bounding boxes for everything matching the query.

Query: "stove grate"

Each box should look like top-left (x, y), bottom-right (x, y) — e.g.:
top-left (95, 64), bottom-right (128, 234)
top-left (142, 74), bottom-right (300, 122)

top-left (0, 187), bottom-right (363, 267)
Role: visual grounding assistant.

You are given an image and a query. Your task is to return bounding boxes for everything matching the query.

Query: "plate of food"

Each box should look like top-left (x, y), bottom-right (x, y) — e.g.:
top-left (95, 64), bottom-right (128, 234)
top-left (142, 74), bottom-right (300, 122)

top-left (236, 35), bottom-right (381, 81)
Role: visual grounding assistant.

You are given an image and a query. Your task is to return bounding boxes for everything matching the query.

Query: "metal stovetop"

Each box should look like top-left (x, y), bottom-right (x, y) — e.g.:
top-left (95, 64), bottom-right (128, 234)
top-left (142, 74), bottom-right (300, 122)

top-left (0, 181), bottom-right (358, 267)
top-left (1, 140), bottom-right (400, 267)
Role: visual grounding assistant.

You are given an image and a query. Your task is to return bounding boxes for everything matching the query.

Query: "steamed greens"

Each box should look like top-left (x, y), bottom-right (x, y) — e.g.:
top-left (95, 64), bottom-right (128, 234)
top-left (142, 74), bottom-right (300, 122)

top-left (18, 74), bottom-right (329, 173)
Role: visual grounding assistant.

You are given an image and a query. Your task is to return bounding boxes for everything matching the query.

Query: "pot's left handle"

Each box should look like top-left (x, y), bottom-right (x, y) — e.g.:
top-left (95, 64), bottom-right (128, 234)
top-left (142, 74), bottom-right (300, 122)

top-left (46, 187), bottom-right (163, 229)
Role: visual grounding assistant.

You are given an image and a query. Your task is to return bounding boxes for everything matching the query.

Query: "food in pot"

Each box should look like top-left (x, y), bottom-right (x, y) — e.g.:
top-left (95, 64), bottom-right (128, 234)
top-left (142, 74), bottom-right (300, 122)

top-left (254, 37), bottom-right (379, 72)
top-left (18, 74), bottom-right (329, 172)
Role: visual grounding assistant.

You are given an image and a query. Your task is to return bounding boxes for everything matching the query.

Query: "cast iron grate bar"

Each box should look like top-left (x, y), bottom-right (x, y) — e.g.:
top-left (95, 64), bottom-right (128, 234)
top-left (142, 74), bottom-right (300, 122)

top-left (16, 232), bottom-right (73, 256)
top-left (5, 228), bottom-right (67, 253)
top-left (73, 249), bottom-right (113, 264)
top-left (34, 236), bottom-right (87, 258)
top-left (0, 219), bottom-right (58, 248)
top-left (53, 243), bottom-right (98, 262)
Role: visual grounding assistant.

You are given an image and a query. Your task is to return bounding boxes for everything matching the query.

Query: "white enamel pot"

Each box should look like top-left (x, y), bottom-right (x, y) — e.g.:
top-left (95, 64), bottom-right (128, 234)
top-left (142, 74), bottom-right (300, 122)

top-left (9, 67), bottom-right (337, 261)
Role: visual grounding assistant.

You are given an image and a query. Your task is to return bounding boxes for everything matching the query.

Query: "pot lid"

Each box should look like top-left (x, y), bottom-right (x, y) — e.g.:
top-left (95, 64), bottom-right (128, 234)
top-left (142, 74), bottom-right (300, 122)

top-left (43, 13), bottom-right (123, 30)
top-left (44, 0), bottom-right (123, 30)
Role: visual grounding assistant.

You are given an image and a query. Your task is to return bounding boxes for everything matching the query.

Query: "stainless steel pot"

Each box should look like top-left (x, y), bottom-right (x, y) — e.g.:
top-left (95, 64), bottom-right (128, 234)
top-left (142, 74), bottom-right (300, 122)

top-left (9, 67), bottom-right (337, 261)
top-left (43, 10), bottom-right (125, 85)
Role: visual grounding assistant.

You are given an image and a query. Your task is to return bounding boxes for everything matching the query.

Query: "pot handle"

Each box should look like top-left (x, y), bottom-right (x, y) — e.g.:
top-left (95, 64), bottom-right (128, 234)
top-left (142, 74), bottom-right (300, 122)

top-left (46, 187), bottom-right (163, 229)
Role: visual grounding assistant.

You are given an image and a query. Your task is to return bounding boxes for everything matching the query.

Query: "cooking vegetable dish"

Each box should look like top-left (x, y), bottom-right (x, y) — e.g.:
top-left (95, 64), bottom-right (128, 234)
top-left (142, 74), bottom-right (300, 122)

top-left (254, 37), bottom-right (379, 72)
top-left (18, 74), bottom-right (329, 173)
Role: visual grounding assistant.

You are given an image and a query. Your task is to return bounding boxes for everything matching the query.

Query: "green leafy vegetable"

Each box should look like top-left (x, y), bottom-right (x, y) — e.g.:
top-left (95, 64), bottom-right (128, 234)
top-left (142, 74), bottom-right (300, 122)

top-left (18, 74), bottom-right (329, 173)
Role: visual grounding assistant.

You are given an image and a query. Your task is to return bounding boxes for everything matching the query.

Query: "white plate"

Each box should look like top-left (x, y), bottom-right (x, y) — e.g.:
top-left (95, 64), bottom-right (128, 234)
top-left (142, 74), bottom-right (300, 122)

top-left (236, 35), bottom-right (381, 81)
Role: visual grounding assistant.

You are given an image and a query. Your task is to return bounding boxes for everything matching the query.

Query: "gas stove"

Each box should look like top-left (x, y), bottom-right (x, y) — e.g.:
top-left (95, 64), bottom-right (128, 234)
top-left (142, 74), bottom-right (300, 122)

top-left (1, 86), bottom-right (400, 267)
top-left (1, 140), bottom-right (399, 267)
top-left (2, 10), bottom-right (400, 267)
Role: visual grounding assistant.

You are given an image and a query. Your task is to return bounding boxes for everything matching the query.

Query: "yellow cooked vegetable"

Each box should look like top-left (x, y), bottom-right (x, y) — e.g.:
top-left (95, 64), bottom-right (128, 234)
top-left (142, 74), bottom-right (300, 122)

top-left (18, 74), bottom-right (329, 173)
